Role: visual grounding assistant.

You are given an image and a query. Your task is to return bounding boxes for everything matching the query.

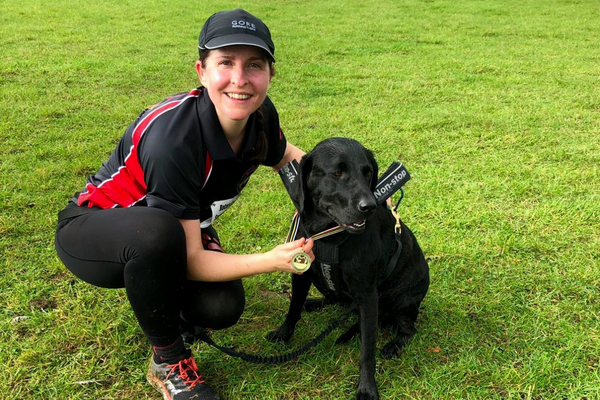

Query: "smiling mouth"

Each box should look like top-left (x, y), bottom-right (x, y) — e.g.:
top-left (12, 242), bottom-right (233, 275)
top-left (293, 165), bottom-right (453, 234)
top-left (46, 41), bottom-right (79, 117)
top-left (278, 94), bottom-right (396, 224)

top-left (227, 93), bottom-right (251, 100)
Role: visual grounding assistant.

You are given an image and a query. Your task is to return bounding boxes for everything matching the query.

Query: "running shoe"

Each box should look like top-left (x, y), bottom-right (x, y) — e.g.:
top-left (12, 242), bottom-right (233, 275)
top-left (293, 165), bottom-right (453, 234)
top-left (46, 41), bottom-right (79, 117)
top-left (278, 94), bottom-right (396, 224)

top-left (147, 356), bottom-right (220, 400)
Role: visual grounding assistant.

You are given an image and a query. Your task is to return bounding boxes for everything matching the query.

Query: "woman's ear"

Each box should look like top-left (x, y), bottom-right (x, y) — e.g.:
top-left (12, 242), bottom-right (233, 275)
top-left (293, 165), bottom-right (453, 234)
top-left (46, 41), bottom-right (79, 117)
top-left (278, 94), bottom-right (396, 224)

top-left (195, 61), bottom-right (206, 85)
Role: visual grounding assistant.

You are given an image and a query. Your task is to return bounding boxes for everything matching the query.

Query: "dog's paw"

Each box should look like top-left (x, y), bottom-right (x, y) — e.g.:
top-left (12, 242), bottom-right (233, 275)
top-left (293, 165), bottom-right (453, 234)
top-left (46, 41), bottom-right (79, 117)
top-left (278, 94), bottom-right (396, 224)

top-left (266, 326), bottom-right (294, 343)
top-left (381, 342), bottom-right (402, 359)
top-left (355, 387), bottom-right (379, 400)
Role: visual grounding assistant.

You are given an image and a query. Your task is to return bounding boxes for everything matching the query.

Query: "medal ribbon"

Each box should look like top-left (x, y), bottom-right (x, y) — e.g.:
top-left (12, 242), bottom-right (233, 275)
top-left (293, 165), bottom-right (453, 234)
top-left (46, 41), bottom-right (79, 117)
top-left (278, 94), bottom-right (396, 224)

top-left (285, 211), bottom-right (345, 243)
top-left (309, 224), bottom-right (345, 241)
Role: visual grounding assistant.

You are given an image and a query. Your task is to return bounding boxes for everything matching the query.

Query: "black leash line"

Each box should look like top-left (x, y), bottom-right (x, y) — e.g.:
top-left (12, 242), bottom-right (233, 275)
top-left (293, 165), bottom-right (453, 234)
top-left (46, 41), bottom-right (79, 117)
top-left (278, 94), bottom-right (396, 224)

top-left (195, 300), bottom-right (358, 364)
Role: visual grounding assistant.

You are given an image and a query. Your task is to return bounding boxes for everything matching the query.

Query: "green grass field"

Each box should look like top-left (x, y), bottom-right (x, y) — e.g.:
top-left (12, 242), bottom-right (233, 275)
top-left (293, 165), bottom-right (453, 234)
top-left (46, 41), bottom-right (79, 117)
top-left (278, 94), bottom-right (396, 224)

top-left (1, 0), bottom-right (599, 399)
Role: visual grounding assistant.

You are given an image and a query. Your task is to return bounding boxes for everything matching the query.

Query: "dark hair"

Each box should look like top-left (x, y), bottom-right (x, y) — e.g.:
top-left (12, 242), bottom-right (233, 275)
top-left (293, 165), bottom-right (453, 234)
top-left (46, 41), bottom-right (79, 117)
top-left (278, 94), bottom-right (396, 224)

top-left (199, 49), bottom-right (275, 163)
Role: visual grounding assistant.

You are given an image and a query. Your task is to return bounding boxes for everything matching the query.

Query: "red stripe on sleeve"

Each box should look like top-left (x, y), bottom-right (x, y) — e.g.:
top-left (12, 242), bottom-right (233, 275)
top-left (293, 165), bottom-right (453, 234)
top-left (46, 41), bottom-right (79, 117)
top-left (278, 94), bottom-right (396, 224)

top-left (79, 89), bottom-right (201, 209)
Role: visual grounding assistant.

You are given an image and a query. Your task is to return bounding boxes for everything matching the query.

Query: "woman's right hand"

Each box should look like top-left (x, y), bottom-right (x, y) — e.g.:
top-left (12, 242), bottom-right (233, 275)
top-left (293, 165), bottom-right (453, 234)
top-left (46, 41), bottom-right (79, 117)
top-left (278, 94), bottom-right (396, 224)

top-left (270, 237), bottom-right (315, 274)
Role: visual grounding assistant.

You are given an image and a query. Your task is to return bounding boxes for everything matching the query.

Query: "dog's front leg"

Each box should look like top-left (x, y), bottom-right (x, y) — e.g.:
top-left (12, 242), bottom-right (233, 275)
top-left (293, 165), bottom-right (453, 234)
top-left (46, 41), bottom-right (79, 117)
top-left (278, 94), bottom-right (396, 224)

top-left (266, 273), bottom-right (312, 343)
top-left (355, 291), bottom-right (379, 400)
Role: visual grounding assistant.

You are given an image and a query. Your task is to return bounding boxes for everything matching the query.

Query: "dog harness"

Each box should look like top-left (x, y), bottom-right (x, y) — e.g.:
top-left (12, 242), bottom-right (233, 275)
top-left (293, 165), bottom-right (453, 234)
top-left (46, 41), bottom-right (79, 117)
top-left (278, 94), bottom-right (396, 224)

top-left (280, 159), bottom-right (410, 294)
top-left (286, 211), bottom-right (403, 295)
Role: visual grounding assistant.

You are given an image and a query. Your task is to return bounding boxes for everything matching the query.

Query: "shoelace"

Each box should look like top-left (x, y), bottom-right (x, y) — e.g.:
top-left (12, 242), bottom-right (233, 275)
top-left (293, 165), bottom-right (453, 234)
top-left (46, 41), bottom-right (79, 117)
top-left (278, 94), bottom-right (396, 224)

top-left (166, 357), bottom-right (206, 389)
top-left (201, 233), bottom-right (224, 252)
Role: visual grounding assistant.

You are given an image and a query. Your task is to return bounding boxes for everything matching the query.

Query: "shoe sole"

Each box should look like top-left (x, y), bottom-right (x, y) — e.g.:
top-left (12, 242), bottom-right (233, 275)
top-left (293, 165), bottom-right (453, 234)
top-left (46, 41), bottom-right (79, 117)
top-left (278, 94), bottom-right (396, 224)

top-left (146, 369), bottom-right (173, 400)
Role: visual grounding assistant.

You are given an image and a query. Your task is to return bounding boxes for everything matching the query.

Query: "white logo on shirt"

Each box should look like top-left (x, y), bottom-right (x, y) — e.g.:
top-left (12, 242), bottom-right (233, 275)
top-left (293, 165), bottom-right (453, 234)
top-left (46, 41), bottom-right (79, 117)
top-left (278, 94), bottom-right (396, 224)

top-left (201, 195), bottom-right (240, 228)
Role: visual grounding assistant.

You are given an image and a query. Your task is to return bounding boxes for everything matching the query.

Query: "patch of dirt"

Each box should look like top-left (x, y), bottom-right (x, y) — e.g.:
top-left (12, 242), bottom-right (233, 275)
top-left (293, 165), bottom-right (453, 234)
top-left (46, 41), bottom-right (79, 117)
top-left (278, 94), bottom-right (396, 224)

top-left (28, 299), bottom-right (57, 311)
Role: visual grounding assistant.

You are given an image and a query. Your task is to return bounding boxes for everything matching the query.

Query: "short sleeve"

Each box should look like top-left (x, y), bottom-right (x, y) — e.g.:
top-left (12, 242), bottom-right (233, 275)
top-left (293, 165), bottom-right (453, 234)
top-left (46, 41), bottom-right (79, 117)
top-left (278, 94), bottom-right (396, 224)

top-left (261, 97), bottom-right (288, 167)
top-left (138, 111), bottom-right (205, 219)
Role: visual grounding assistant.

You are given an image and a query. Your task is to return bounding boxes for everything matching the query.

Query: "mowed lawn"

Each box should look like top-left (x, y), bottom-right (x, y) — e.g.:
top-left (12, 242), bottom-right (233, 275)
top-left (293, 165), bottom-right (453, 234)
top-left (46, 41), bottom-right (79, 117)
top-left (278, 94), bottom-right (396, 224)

top-left (1, 0), bottom-right (599, 399)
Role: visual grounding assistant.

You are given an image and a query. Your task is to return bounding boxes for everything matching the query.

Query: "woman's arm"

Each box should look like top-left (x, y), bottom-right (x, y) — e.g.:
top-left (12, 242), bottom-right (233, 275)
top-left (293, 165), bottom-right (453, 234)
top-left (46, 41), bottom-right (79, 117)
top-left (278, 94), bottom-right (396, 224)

top-left (180, 143), bottom-right (311, 281)
top-left (273, 142), bottom-right (305, 172)
top-left (179, 218), bottom-right (314, 282)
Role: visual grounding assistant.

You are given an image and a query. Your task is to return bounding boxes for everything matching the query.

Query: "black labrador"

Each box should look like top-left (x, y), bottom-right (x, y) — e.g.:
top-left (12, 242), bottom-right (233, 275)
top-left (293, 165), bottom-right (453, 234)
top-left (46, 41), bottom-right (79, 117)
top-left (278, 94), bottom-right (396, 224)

top-left (267, 137), bottom-right (430, 400)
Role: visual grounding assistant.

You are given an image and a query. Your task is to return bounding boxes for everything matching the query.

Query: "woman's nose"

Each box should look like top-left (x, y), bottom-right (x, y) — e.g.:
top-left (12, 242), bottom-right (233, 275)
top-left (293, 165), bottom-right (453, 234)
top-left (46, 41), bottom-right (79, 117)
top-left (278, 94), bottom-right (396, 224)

top-left (230, 66), bottom-right (247, 87)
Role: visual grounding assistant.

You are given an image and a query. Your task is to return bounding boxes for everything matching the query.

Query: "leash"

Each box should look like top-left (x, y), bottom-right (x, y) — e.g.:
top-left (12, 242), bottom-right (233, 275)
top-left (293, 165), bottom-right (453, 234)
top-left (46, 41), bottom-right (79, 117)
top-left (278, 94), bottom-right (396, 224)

top-left (195, 300), bottom-right (358, 364)
top-left (378, 189), bottom-right (404, 284)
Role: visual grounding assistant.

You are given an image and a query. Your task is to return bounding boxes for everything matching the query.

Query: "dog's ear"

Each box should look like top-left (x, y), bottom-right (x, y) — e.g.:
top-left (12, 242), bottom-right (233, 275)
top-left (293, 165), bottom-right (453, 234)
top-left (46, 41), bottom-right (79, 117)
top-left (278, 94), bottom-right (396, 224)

top-left (365, 147), bottom-right (379, 192)
top-left (289, 153), bottom-right (312, 214)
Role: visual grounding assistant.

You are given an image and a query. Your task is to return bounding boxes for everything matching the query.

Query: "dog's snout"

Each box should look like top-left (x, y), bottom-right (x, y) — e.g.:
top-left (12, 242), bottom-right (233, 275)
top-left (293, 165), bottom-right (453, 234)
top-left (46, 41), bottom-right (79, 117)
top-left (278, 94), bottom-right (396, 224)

top-left (357, 199), bottom-right (377, 213)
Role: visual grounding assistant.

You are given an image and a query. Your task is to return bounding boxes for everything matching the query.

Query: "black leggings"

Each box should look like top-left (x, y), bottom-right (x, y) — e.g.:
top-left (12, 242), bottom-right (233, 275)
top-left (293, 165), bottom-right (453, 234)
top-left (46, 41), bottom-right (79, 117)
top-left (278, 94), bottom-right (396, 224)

top-left (54, 206), bottom-right (245, 347)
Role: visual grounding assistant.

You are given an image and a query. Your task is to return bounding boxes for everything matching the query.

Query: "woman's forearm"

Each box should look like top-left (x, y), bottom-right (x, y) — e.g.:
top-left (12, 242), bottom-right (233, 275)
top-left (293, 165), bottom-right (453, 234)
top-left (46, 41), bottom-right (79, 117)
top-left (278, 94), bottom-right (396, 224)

top-left (179, 218), bottom-right (313, 282)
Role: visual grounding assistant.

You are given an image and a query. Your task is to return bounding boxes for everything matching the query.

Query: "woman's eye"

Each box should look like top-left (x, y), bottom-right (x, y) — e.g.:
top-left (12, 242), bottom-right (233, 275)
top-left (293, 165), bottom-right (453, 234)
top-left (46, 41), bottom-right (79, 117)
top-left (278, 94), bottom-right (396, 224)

top-left (248, 62), bottom-right (263, 69)
top-left (219, 60), bottom-right (233, 66)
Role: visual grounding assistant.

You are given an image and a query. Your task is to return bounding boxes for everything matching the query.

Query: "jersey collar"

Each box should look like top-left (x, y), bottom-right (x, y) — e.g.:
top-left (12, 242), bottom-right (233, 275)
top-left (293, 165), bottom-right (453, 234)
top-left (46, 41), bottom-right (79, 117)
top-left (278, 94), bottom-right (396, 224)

top-left (197, 87), bottom-right (259, 162)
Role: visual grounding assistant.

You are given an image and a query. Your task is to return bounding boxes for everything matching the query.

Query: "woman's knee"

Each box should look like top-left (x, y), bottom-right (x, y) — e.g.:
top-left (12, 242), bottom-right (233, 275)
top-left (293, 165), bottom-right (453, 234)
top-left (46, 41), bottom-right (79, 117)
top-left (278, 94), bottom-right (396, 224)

top-left (181, 280), bottom-right (246, 330)
top-left (130, 208), bottom-right (186, 259)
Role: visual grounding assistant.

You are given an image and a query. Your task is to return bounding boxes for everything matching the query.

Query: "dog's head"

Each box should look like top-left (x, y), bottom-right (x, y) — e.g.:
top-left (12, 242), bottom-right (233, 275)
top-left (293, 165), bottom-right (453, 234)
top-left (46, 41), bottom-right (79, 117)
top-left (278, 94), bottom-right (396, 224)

top-left (290, 137), bottom-right (379, 234)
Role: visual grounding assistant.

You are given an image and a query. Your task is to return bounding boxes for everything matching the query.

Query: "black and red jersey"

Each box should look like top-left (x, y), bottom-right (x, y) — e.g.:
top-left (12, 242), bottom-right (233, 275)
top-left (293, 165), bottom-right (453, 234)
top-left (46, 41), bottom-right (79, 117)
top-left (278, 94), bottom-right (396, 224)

top-left (77, 87), bottom-right (287, 226)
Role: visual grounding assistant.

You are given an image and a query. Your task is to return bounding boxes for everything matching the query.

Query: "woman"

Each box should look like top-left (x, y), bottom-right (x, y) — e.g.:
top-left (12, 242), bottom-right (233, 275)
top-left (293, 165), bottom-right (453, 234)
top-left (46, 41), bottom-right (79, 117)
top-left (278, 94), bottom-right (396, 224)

top-left (55, 9), bottom-right (314, 400)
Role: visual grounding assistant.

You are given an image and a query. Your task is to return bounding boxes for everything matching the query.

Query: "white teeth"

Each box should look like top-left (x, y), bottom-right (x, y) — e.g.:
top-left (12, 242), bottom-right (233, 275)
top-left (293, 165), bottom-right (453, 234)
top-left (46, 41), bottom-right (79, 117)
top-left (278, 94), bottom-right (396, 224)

top-left (227, 93), bottom-right (250, 100)
top-left (344, 221), bottom-right (366, 229)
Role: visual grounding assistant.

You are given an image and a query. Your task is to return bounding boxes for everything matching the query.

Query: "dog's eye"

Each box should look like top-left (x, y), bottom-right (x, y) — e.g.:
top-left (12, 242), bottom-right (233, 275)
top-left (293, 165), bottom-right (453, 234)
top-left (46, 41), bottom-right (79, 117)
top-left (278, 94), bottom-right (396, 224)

top-left (332, 171), bottom-right (342, 178)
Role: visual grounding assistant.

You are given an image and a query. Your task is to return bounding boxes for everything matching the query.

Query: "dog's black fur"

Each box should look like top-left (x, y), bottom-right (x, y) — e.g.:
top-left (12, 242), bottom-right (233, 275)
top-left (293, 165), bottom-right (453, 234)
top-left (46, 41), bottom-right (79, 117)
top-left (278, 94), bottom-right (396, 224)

top-left (267, 138), bottom-right (430, 400)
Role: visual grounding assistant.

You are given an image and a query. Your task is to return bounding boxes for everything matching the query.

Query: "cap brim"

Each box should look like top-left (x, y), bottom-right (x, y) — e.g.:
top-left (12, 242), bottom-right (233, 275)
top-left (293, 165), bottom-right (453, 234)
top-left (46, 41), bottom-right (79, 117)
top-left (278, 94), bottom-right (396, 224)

top-left (201, 34), bottom-right (275, 62)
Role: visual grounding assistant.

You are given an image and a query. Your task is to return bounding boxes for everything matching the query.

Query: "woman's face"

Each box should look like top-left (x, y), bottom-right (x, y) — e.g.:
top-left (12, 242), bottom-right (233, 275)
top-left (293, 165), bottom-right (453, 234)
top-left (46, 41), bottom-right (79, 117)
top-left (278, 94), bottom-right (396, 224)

top-left (197, 46), bottom-right (273, 128)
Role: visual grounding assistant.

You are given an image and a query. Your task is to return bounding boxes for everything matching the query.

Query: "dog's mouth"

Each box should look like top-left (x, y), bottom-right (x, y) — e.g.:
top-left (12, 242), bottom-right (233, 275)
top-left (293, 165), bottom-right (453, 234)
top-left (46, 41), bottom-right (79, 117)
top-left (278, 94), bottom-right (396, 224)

top-left (323, 207), bottom-right (368, 234)
top-left (340, 220), bottom-right (366, 233)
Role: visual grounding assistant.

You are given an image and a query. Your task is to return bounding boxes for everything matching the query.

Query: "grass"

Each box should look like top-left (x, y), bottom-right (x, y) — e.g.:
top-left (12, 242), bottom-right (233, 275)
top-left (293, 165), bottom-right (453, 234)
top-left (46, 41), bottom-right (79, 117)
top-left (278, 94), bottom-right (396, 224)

top-left (1, 0), bottom-right (599, 398)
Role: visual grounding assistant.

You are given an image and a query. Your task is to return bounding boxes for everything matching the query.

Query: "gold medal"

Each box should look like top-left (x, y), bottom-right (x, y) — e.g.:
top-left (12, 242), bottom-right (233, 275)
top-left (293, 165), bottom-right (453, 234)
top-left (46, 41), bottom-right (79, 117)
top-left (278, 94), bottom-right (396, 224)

top-left (291, 251), bottom-right (312, 272)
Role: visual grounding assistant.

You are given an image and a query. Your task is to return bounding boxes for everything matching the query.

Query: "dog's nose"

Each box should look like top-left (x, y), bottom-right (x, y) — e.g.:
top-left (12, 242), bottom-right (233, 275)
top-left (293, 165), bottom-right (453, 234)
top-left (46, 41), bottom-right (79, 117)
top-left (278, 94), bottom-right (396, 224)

top-left (357, 199), bottom-right (377, 213)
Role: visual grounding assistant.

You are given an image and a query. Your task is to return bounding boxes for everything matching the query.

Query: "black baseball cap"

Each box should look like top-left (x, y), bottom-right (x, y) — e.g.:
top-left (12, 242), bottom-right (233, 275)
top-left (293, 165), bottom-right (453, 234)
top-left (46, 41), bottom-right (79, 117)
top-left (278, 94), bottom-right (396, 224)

top-left (198, 9), bottom-right (275, 62)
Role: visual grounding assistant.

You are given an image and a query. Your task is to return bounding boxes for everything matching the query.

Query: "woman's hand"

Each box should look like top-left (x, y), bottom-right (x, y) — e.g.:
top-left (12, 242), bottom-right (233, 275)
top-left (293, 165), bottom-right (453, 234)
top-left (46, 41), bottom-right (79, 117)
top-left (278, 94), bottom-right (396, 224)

top-left (269, 237), bottom-right (315, 274)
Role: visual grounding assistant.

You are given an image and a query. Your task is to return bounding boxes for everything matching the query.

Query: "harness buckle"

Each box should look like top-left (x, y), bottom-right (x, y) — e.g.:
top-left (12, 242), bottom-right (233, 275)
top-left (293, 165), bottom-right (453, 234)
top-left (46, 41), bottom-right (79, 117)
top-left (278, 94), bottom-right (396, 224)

top-left (390, 207), bottom-right (402, 234)
top-left (386, 189), bottom-right (404, 235)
